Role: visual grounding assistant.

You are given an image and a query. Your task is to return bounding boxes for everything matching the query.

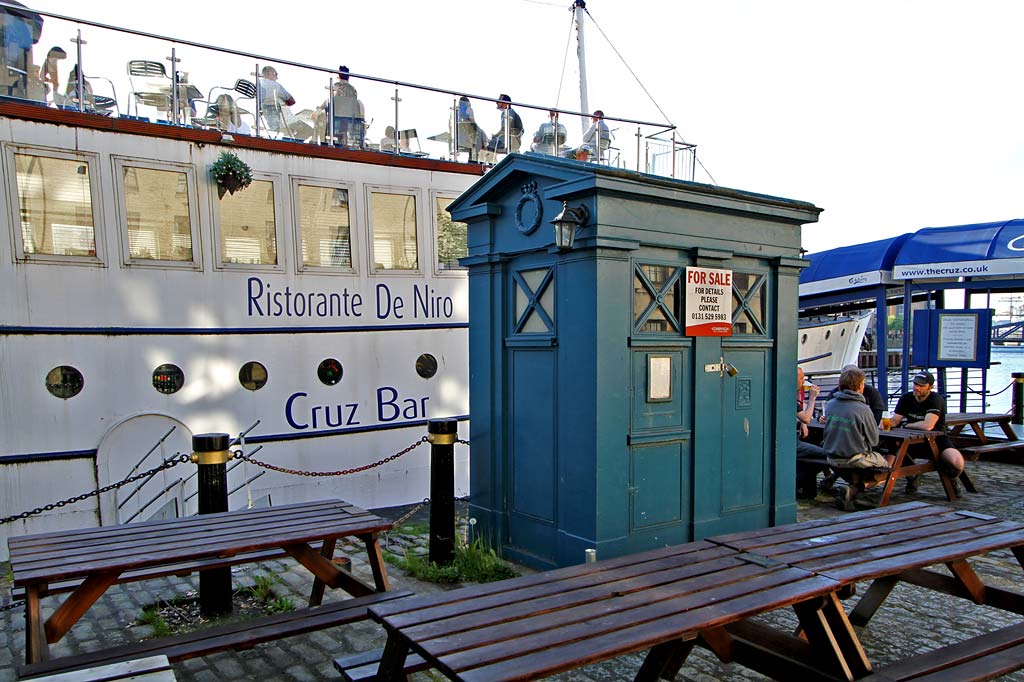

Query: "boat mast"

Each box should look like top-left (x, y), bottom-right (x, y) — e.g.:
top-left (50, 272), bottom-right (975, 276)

top-left (573, 0), bottom-right (589, 134)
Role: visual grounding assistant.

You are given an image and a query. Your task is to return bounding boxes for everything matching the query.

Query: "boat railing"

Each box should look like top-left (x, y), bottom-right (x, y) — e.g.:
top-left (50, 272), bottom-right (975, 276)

top-left (0, 2), bottom-right (696, 180)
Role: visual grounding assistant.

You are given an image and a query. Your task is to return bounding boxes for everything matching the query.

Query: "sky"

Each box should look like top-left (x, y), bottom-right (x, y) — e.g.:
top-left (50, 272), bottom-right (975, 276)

top-left (27, 0), bottom-right (1024, 257)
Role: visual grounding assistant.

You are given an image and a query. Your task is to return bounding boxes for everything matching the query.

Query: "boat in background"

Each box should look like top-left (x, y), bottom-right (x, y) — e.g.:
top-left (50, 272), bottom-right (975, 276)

top-left (798, 313), bottom-right (872, 374)
top-left (0, 3), bottom-right (691, 560)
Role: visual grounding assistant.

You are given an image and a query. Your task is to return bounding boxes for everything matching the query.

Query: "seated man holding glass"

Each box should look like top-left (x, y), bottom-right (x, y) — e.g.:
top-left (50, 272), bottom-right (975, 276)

top-left (823, 366), bottom-right (891, 510)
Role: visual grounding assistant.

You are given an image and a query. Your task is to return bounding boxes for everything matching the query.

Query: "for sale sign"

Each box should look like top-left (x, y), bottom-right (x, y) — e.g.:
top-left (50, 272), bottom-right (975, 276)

top-left (685, 267), bottom-right (733, 336)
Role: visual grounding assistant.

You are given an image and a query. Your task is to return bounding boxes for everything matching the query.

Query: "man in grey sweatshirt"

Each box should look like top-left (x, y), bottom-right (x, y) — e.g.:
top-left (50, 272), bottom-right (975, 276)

top-left (823, 366), bottom-right (891, 509)
top-left (823, 366), bottom-right (888, 466)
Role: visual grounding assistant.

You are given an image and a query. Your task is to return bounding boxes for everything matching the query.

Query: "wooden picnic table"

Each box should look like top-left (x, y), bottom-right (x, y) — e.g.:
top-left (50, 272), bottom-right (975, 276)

top-left (362, 502), bottom-right (1024, 682)
top-left (946, 412), bottom-right (1024, 458)
top-left (807, 423), bottom-right (976, 505)
top-left (366, 540), bottom-right (871, 682)
top-left (9, 499), bottom-right (393, 665)
top-left (707, 501), bottom-right (1024, 626)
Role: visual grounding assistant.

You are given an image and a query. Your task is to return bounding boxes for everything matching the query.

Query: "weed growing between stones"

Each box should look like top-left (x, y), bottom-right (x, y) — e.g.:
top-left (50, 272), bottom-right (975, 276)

top-left (387, 537), bottom-right (517, 584)
top-left (133, 572), bottom-right (294, 638)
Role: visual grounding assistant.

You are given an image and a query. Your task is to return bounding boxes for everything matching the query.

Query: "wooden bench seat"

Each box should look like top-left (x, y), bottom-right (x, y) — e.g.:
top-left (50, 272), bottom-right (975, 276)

top-left (18, 590), bottom-right (413, 680)
top-left (857, 621), bottom-right (1024, 681)
top-left (27, 655), bottom-right (176, 681)
top-left (959, 440), bottom-right (1024, 459)
top-left (10, 545), bottom-right (313, 601)
top-left (334, 648), bottom-right (429, 681)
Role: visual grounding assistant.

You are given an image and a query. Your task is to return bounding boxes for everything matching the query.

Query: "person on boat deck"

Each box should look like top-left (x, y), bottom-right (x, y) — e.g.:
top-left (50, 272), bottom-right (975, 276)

top-left (258, 65), bottom-right (312, 140)
top-left (891, 371), bottom-right (965, 496)
top-left (820, 364), bottom-right (886, 424)
top-left (795, 367), bottom-right (826, 499)
top-left (573, 109), bottom-right (611, 161)
top-left (64, 65), bottom-right (94, 109)
top-left (454, 95), bottom-right (486, 161)
top-left (212, 93), bottom-right (251, 135)
top-left (381, 125), bottom-right (396, 152)
top-left (485, 93), bottom-right (523, 156)
top-left (329, 64), bottom-right (363, 147)
top-left (41, 46), bottom-right (65, 101)
top-left (531, 109), bottom-right (567, 156)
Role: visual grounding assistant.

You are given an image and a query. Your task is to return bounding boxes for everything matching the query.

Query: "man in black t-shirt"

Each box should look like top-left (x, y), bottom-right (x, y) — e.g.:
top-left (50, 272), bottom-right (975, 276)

top-left (891, 371), bottom-right (964, 495)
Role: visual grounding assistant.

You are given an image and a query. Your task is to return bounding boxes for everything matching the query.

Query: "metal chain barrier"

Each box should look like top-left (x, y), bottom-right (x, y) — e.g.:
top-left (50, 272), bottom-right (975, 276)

top-left (456, 438), bottom-right (471, 446)
top-left (1, 599), bottom-right (24, 613)
top-left (0, 453), bottom-right (191, 526)
top-left (392, 498), bottom-right (430, 529)
top-left (233, 436), bottom-right (428, 477)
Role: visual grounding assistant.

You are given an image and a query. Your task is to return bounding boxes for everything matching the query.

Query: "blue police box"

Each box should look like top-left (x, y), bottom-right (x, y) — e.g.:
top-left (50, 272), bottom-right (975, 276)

top-left (450, 155), bottom-right (821, 569)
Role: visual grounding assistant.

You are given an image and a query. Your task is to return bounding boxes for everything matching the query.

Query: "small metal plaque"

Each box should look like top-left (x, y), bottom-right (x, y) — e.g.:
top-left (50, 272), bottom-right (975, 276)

top-left (736, 379), bottom-right (752, 408)
top-left (736, 552), bottom-right (780, 568)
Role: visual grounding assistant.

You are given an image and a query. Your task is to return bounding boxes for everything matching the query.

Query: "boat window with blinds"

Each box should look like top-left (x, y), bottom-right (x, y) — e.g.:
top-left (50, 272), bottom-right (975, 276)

top-left (4, 145), bottom-right (104, 265)
top-left (293, 179), bottom-right (356, 273)
top-left (367, 187), bottom-right (419, 273)
top-left (114, 157), bottom-right (200, 269)
top-left (214, 172), bottom-right (283, 269)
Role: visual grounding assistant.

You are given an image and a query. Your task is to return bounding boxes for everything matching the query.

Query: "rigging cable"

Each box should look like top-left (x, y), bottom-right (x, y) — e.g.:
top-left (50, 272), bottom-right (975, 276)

top-left (583, 7), bottom-right (718, 184)
top-left (553, 9), bottom-right (576, 109)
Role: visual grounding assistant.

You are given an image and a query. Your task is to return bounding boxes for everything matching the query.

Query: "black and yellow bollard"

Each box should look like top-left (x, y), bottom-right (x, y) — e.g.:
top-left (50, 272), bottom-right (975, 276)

top-left (428, 419), bottom-right (457, 565)
top-left (1013, 373), bottom-right (1024, 426)
top-left (192, 433), bottom-right (233, 617)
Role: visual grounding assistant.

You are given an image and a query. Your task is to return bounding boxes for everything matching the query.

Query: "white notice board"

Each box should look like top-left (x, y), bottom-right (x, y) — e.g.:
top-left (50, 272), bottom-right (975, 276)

top-left (937, 313), bottom-right (978, 362)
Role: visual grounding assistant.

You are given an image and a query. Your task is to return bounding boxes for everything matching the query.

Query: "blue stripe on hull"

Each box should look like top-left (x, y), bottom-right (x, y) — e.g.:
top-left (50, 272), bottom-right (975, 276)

top-left (0, 323), bottom-right (468, 336)
top-left (0, 415), bottom-right (470, 464)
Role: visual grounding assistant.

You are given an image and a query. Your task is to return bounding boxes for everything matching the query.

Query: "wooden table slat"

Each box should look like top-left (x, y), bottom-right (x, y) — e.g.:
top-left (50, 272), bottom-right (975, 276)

top-left (707, 502), bottom-right (942, 549)
top-left (7, 499), bottom-right (357, 548)
top-left (11, 505), bottom-right (390, 586)
top-left (412, 565), bottom-right (812, 659)
top-left (8, 503), bottom-right (378, 562)
top-left (400, 560), bottom-right (770, 644)
top-left (370, 540), bottom-right (722, 620)
top-left (817, 527), bottom-right (1024, 583)
top-left (382, 545), bottom-right (739, 631)
top-left (449, 573), bottom-right (840, 682)
top-left (741, 513), bottom-right (1009, 565)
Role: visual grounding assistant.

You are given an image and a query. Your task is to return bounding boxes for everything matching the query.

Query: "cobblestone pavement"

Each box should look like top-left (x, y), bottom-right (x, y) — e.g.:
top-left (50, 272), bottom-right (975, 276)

top-left (3, 459), bottom-right (1024, 682)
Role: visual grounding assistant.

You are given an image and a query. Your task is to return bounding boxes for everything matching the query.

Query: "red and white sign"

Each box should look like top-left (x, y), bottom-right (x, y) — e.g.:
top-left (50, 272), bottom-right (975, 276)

top-left (685, 266), bottom-right (733, 336)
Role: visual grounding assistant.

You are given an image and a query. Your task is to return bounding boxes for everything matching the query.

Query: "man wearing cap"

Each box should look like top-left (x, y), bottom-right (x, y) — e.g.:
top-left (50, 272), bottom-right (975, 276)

top-left (891, 371), bottom-right (965, 495)
top-left (486, 94), bottom-right (523, 157)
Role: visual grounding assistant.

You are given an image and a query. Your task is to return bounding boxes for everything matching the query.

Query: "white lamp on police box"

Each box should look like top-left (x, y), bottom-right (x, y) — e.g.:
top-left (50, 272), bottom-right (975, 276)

top-left (550, 201), bottom-right (589, 251)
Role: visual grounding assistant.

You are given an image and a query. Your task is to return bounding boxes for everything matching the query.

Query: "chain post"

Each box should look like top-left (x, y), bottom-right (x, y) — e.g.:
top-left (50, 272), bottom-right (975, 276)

top-left (192, 433), bottom-right (232, 617)
top-left (1013, 372), bottom-right (1024, 426)
top-left (427, 419), bottom-right (457, 565)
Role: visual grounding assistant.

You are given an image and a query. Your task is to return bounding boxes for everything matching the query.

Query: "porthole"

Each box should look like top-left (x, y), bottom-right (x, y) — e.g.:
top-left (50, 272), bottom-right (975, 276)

top-left (825, 330), bottom-right (831, 340)
top-left (45, 365), bottom-right (83, 399)
top-left (840, 328), bottom-right (846, 337)
top-left (239, 361), bottom-right (268, 391)
top-left (318, 358), bottom-right (343, 386)
top-left (800, 333), bottom-right (808, 345)
top-left (152, 364), bottom-right (184, 395)
top-left (416, 353), bottom-right (438, 379)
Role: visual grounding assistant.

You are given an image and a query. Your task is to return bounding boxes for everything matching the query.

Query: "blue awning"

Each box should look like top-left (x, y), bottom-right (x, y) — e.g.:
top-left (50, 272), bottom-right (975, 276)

top-left (891, 219), bottom-right (1024, 280)
top-left (799, 233), bottom-right (911, 296)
